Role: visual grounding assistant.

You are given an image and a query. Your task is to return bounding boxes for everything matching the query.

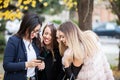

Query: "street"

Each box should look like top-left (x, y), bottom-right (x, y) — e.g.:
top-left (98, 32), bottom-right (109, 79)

top-left (100, 37), bottom-right (119, 66)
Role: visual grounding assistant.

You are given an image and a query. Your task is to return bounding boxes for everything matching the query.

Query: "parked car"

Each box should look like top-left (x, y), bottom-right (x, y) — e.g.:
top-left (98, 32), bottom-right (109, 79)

top-left (93, 22), bottom-right (120, 38)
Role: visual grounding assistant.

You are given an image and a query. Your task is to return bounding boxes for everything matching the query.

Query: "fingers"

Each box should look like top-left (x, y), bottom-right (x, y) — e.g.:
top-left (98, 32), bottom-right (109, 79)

top-left (25, 59), bottom-right (43, 68)
top-left (26, 61), bottom-right (36, 68)
top-left (33, 59), bottom-right (42, 63)
top-left (37, 61), bottom-right (45, 70)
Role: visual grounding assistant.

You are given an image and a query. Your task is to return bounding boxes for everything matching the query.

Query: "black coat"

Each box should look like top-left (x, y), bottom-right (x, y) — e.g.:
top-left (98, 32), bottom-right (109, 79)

top-left (38, 46), bottom-right (64, 80)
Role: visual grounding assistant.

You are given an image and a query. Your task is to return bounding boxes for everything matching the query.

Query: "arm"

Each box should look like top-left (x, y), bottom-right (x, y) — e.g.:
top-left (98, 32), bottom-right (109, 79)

top-left (64, 66), bottom-right (75, 80)
top-left (3, 37), bottom-right (26, 72)
top-left (62, 48), bottom-right (75, 79)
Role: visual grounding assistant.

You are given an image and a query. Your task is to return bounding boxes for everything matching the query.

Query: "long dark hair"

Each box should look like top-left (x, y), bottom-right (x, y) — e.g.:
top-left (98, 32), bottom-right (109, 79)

top-left (42, 23), bottom-right (58, 51)
top-left (16, 13), bottom-right (42, 49)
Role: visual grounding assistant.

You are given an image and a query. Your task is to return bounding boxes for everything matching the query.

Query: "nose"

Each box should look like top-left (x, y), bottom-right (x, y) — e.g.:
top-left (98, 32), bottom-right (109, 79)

top-left (45, 35), bottom-right (50, 38)
top-left (44, 34), bottom-right (51, 40)
top-left (60, 37), bottom-right (63, 41)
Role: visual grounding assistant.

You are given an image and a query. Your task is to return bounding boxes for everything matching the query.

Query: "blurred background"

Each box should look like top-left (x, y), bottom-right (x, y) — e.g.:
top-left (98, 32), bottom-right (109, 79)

top-left (0, 0), bottom-right (120, 80)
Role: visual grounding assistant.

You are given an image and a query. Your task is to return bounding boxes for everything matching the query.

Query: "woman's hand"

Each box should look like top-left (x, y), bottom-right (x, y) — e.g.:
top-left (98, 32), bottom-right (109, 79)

top-left (37, 61), bottom-right (45, 71)
top-left (25, 59), bottom-right (42, 68)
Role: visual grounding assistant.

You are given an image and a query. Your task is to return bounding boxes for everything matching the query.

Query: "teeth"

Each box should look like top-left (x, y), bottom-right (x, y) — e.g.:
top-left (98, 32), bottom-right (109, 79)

top-left (45, 39), bottom-right (49, 42)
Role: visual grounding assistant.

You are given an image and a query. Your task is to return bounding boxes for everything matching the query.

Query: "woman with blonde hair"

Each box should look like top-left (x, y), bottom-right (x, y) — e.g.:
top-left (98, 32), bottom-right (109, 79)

top-left (57, 21), bottom-right (114, 80)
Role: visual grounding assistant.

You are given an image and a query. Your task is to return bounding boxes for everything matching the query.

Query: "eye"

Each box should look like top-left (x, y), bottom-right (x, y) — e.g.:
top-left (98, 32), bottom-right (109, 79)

top-left (44, 32), bottom-right (48, 35)
top-left (62, 36), bottom-right (64, 38)
top-left (60, 35), bottom-right (64, 38)
top-left (32, 29), bottom-right (41, 34)
top-left (56, 36), bottom-right (59, 39)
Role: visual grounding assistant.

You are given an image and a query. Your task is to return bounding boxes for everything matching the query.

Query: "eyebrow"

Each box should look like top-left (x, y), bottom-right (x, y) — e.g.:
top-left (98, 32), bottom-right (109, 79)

top-left (34, 28), bottom-right (41, 31)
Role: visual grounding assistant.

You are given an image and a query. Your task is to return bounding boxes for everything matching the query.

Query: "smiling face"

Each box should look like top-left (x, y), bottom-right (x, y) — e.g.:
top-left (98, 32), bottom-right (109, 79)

top-left (42, 26), bottom-right (52, 46)
top-left (56, 30), bottom-right (60, 43)
top-left (58, 30), bottom-right (67, 46)
top-left (30, 24), bottom-right (41, 39)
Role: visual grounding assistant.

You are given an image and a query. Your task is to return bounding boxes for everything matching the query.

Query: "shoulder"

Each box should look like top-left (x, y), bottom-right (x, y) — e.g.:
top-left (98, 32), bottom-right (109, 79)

top-left (8, 35), bottom-right (21, 45)
top-left (84, 30), bottom-right (99, 41)
top-left (63, 48), bottom-right (73, 60)
top-left (9, 35), bottom-right (21, 40)
top-left (64, 48), bottom-right (73, 56)
top-left (84, 51), bottom-right (103, 66)
top-left (84, 30), bottom-right (97, 37)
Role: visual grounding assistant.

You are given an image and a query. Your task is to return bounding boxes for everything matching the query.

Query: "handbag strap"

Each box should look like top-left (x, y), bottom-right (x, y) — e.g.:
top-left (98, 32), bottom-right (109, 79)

top-left (70, 73), bottom-right (75, 80)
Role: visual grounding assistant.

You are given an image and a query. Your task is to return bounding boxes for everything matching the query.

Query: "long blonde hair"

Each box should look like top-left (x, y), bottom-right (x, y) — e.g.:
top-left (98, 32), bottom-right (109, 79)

top-left (58, 21), bottom-right (100, 62)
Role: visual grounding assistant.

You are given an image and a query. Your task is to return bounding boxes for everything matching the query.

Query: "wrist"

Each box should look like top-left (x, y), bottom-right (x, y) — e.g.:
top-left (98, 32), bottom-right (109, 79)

top-left (25, 62), bottom-right (29, 68)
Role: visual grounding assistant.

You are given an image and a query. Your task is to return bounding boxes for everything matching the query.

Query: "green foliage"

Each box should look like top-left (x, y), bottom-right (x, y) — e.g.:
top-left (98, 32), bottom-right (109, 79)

top-left (110, 0), bottom-right (120, 26)
top-left (0, 19), bottom-right (6, 53)
top-left (0, 34), bottom-right (5, 45)
top-left (0, 0), bottom-right (65, 21)
top-left (22, 0), bottom-right (64, 15)
top-left (116, 19), bottom-right (120, 25)
top-left (114, 0), bottom-right (120, 9)
top-left (42, 0), bottom-right (65, 15)
top-left (0, 45), bottom-right (5, 53)
top-left (52, 20), bottom-right (62, 24)
top-left (0, 33), bottom-right (5, 53)
top-left (0, 53), bottom-right (3, 61)
top-left (71, 18), bottom-right (78, 26)
top-left (110, 64), bottom-right (117, 70)
top-left (0, 20), bottom-right (6, 32)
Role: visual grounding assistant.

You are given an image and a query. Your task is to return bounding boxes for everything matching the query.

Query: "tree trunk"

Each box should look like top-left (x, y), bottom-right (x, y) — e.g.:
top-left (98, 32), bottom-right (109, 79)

top-left (110, 1), bottom-right (120, 70)
top-left (77, 0), bottom-right (94, 31)
top-left (110, 1), bottom-right (120, 21)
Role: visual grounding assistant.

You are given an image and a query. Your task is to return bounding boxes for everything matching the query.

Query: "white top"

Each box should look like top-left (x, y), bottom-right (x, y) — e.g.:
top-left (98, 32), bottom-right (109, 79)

top-left (23, 39), bottom-right (36, 77)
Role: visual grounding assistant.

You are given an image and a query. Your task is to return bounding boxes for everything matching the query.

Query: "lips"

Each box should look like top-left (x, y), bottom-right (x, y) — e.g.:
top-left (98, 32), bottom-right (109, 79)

top-left (43, 36), bottom-right (51, 45)
top-left (44, 39), bottom-right (49, 42)
top-left (44, 38), bottom-right (50, 43)
top-left (31, 34), bottom-right (35, 39)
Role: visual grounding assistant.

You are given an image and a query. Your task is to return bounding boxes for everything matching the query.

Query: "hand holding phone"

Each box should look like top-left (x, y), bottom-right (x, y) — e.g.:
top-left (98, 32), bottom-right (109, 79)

top-left (37, 56), bottom-right (45, 63)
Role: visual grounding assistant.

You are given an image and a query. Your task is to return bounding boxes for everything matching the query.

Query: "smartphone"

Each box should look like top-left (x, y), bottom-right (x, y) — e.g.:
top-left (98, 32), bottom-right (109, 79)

top-left (37, 56), bottom-right (45, 62)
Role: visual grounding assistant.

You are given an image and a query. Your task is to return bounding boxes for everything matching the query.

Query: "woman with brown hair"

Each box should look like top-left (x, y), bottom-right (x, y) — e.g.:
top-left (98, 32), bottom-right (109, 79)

top-left (38, 23), bottom-right (63, 80)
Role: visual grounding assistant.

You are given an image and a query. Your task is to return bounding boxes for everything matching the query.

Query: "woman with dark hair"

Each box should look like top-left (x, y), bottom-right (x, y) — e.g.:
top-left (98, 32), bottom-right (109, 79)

top-left (38, 23), bottom-right (63, 80)
top-left (3, 13), bottom-right (45, 80)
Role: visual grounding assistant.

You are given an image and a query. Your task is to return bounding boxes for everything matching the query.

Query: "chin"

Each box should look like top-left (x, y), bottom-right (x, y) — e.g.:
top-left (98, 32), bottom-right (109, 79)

top-left (64, 43), bottom-right (67, 46)
top-left (44, 42), bottom-right (50, 45)
top-left (31, 36), bottom-right (35, 39)
top-left (44, 43), bottom-right (50, 45)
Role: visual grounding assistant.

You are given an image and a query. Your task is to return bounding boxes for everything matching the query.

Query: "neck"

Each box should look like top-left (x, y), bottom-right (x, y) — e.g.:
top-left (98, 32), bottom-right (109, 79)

top-left (23, 36), bottom-right (31, 42)
top-left (46, 45), bottom-right (52, 50)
